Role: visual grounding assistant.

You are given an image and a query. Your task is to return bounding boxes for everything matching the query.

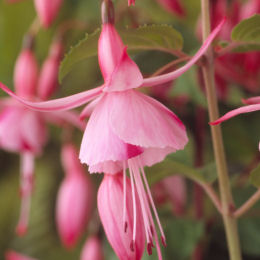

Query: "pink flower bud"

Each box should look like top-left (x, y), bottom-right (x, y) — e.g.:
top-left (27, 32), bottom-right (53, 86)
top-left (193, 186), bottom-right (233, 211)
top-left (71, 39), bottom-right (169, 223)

top-left (56, 144), bottom-right (93, 249)
top-left (98, 173), bottom-right (145, 260)
top-left (128, 0), bottom-right (135, 6)
top-left (5, 250), bottom-right (37, 260)
top-left (80, 236), bottom-right (104, 260)
top-left (156, 0), bottom-right (186, 17)
top-left (34, 0), bottom-right (63, 28)
top-left (38, 41), bottom-right (63, 100)
top-left (14, 49), bottom-right (38, 99)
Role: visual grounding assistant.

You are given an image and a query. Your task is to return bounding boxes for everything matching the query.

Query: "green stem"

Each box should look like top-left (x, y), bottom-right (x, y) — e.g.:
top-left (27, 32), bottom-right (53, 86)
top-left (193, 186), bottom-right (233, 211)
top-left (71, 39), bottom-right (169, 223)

top-left (200, 0), bottom-right (242, 259)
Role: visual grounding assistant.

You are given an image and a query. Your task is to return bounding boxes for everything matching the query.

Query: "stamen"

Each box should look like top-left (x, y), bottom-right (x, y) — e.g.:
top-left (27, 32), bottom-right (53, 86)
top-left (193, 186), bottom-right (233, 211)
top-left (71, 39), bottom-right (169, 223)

top-left (129, 159), bottom-right (152, 244)
top-left (147, 243), bottom-right (153, 255)
top-left (129, 164), bottom-right (137, 242)
top-left (123, 162), bottom-right (127, 232)
top-left (161, 236), bottom-right (167, 247)
top-left (140, 162), bottom-right (166, 244)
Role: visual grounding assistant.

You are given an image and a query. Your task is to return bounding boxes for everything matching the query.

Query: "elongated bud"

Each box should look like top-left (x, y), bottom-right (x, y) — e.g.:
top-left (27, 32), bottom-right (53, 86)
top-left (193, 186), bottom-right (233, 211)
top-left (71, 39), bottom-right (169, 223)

top-left (14, 35), bottom-right (38, 99)
top-left (56, 144), bottom-right (93, 249)
top-left (34, 0), bottom-right (63, 28)
top-left (98, 173), bottom-right (145, 260)
top-left (5, 250), bottom-right (37, 260)
top-left (156, 0), bottom-right (186, 17)
top-left (80, 236), bottom-right (104, 260)
top-left (38, 40), bottom-right (63, 100)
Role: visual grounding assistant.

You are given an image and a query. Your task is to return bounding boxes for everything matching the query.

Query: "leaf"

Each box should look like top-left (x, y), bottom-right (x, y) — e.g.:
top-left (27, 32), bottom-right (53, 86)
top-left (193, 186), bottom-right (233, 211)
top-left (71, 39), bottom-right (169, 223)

top-left (59, 25), bottom-right (183, 82)
top-left (165, 218), bottom-right (204, 260)
top-left (170, 66), bottom-right (207, 108)
top-left (147, 157), bottom-right (216, 185)
top-left (249, 163), bottom-right (260, 187)
top-left (231, 14), bottom-right (260, 52)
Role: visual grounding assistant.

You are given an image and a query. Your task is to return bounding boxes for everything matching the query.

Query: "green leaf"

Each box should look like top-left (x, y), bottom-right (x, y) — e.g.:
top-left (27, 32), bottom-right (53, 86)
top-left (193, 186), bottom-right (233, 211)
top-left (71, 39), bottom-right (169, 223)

top-left (147, 156), bottom-right (216, 185)
top-left (165, 218), bottom-right (204, 260)
top-left (231, 14), bottom-right (260, 52)
top-left (249, 163), bottom-right (260, 187)
top-left (59, 25), bottom-right (183, 82)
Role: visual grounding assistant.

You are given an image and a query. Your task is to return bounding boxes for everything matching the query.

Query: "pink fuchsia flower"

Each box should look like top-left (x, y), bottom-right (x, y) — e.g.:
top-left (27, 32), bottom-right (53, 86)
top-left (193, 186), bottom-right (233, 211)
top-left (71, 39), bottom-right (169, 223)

top-left (128, 0), bottom-right (135, 6)
top-left (156, 0), bottom-right (186, 17)
top-left (80, 236), bottom-right (104, 260)
top-left (0, 39), bottom-right (84, 236)
top-left (56, 143), bottom-right (93, 249)
top-left (98, 173), bottom-right (146, 260)
top-left (0, 1), bottom-right (224, 255)
top-left (5, 250), bottom-right (37, 260)
top-left (34, 0), bottom-right (63, 28)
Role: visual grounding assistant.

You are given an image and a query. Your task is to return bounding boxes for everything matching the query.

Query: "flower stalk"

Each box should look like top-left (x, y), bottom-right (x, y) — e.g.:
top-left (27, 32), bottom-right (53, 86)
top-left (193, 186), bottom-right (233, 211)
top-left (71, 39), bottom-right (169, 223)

top-left (200, 0), bottom-right (242, 259)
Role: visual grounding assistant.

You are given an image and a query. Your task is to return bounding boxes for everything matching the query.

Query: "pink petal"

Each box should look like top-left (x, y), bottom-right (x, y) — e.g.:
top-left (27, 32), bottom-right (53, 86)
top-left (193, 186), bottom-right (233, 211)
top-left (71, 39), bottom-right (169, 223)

top-left (139, 147), bottom-right (175, 167)
top-left (141, 18), bottom-right (225, 87)
top-left (0, 82), bottom-right (103, 112)
top-left (79, 97), bottom-right (101, 121)
top-left (5, 250), bottom-right (38, 260)
top-left (211, 104), bottom-right (260, 125)
top-left (79, 94), bottom-right (143, 167)
top-left (242, 96), bottom-right (260, 105)
top-left (109, 90), bottom-right (188, 149)
top-left (104, 47), bottom-right (143, 92)
top-left (89, 161), bottom-right (123, 174)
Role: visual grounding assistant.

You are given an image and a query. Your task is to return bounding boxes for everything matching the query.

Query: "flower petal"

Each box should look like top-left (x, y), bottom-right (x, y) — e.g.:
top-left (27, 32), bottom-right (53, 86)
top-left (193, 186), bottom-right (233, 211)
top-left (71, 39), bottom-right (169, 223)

top-left (141, 18), bottom-right (225, 87)
top-left (104, 47), bottom-right (143, 92)
top-left (89, 161), bottom-right (123, 174)
top-left (211, 104), bottom-right (260, 125)
top-left (79, 94), bottom-right (143, 166)
top-left (242, 96), bottom-right (260, 105)
top-left (79, 96), bottom-right (101, 121)
top-left (109, 90), bottom-right (188, 149)
top-left (0, 82), bottom-right (103, 112)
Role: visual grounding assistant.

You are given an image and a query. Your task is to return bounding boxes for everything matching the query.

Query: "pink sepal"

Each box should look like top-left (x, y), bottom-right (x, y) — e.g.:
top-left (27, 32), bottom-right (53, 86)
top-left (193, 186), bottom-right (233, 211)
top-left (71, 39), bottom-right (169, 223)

top-left (0, 82), bottom-right (103, 112)
top-left (80, 236), bottom-right (104, 260)
top-left (104, 48), bottom-right (143, 92)
top-left (5, 250), bottom-right (37, 260)
top-left (141, 19), bottom-right (226, 87)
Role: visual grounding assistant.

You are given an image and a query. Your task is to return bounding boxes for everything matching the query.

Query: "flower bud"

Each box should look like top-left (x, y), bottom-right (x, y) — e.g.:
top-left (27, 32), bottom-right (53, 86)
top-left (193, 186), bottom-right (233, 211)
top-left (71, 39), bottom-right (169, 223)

top-left (80, 236), bottom-right (104, 260)
top-left (14, 42), bottom-right (38, 99)
top-left (156, 0), bottom-right (186, 17)
top-left (37, 41), bottom-right (63, 100)
top-left (98, 173), bottom-right (145, 260)
top-left (56, 144), bottom-right (93, 249)
top-left (34, 0), bottom-right (63, 28)
top-left (128, 0), bottom-right (135, 6)
top-left (5, 250), bottom-right (37, 260)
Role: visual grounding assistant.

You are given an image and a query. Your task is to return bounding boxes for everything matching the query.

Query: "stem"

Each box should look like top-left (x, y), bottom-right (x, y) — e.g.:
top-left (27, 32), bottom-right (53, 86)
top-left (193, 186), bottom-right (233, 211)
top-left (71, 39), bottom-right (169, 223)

top-left (200, 1), bottom-right (242, 260)
top-left (234, 189), bottom-right (260, 218)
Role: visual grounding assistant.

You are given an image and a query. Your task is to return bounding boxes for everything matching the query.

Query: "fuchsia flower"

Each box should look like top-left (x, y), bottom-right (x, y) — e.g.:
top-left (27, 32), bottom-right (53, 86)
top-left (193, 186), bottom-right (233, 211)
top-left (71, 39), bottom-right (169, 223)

top-left (0, 0), bottom-right (224, 257)
top-left (98, 173), bottom-right (146, 260)
top-left (80, 235), bottom-right (104, 260)
top-left (56, 143), bottom-right (93, 249)
top-left (128, 0), bottom-right (135, 6)
top-left (34, 0), bottom-right (63, 28)
top-left (0, 37), bottom-right (84, 236)
top-left (156, 0), bottom-right (186, 17)
top-left (5, 250), bottom-right (37, 260)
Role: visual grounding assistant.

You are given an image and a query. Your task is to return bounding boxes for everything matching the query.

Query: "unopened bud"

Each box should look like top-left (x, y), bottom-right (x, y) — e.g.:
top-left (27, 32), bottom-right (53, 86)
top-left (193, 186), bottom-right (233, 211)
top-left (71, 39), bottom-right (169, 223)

top-left (101, 0), bottom-right (115, 24)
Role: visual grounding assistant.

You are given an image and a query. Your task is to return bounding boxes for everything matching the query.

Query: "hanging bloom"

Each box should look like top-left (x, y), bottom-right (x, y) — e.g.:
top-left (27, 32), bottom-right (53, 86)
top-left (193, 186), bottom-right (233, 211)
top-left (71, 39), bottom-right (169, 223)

top-left (156, 0), bottom-right (186, 17)
top-left (0, 0), bottom-right (224, 256)
top-left (5, 250), bottom-right (37, 260)
top-left (98, 173), bottom-right (146, 260)
top-left (56, 143), bottom-right (93, 249)
top-left (128, 0), bottom-right (135, 6)
top-left (0, 35), bottom-right (84, 236)
top-left (80, 236), bottom-right (104, 260)
top-left (34, 0), bottom-right (63, 28)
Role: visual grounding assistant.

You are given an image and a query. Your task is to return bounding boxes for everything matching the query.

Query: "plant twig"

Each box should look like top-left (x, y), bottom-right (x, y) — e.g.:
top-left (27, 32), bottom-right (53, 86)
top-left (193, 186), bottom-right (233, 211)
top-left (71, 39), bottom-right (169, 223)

top-left (234, 189), bottom-right (260, 218)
